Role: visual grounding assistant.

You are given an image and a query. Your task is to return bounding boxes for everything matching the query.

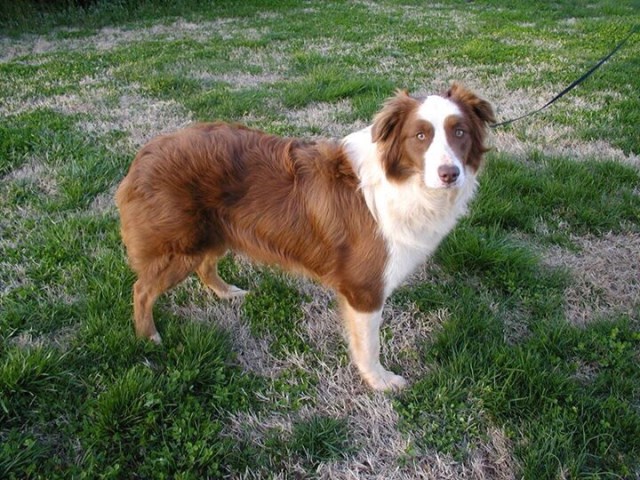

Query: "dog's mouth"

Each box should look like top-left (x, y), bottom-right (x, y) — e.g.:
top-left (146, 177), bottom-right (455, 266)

top-left (424, 179), bottom-right (462, 191)
top-left (438, 180), bottom-right (460, 189)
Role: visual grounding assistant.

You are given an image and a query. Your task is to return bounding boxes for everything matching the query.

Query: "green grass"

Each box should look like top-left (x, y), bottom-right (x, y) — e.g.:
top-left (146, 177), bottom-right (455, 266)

top-left (1, 0), bottom-right (639, 478)
top-left (394, 237), bottom-right (640, 476)
top-left (235, 415), bottom-right (352, 475)
top-left (470, 155), bottom-right (640, 245)
top-left (242, 268), bottom-right (311, 358)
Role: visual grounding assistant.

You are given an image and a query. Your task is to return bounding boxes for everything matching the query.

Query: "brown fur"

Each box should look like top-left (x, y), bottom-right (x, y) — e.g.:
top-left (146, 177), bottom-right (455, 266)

top-left (446, 83), bottom-right (495, 171)
top-left (371, 90), bottom-right (423, 181)
top-left (115, 122), bottom-right (387, 340)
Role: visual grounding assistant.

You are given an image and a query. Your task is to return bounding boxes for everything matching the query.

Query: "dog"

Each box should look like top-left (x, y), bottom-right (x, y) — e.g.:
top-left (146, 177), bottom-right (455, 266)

top-left (115, 83), bottom-right (494, 391)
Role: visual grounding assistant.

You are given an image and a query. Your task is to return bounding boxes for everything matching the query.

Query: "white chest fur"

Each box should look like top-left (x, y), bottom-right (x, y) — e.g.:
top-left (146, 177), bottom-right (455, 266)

top-left (343, 126), bottom-right (477, 298)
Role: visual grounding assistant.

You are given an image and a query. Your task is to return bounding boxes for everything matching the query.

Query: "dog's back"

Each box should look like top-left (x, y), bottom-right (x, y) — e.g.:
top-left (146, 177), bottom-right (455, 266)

top-left (116, 122), bottom-right (385, 309)
top-left (116, 123), bottom-right (275, 272)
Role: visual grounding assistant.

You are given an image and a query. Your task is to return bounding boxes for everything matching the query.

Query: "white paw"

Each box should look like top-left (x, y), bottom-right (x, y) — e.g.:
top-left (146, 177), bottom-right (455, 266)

top-left (366, 370), bottom-right (408, 391)
top-left (149, 332), bottom-right (163, 344)
top-left (215, 285), bottom-right (248, 300)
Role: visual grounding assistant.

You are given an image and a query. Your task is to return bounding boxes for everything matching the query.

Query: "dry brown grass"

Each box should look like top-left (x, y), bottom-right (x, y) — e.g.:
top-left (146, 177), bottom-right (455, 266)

top-left (1, 81), bottom-right (192, 150)
top-left (544, 232), bottom-right (640, 325)
top-left (491, 123), bottom-right (640, 168)
top-left (0, 18), bottom-right (269, 62)
top-left (8, 326), bottom-right (77, 351)
top-left (3, 159), bottom-right (59, 197)
top-left (163, 255), bottom-right (521, 479)
top-left (286, 99), bottom-right (365, 138)
top-left (188, 70), bottom-right (284, 89)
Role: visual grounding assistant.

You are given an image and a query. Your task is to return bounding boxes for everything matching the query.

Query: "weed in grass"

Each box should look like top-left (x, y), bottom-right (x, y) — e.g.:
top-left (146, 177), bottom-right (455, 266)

top-left (1, 110), bottom-right (130, 211)
top-left (435, 226), bottom-right (540, 291)
top-left (3, 170), bottom-right (54, 211)
top-left (397, 226), bottom-right (567, 327)
top-left (397, 373), bottom-right (487, 461)
top-left (187, 86), bottom-right (275, 123)
top-left (508, 321), bottom-right (640, 477)
top-left (216, 254), bottom-right (251, 294)
top-left (0, 109), bottom-right (77, 177)
top-left (1, 288), bottom-right (82, 339)
top-left (266, 365), bottom-right (318, 412)
top-left (0, 346), bottom-right (69, 427)
top-left (0, 429), bottom-right (55, 479)
top-left (164, 322), bottom-right (255, 403)
top-left (395, 287), bottom-right (640, 477)
top-left (1, 214), bottom-right (115, 340)
top-left (290, 415), bottom-right (352, 466)
top-left (468, 233), bottom-right (565, 320)
top-left (394, 214), bottom-right (639, 476)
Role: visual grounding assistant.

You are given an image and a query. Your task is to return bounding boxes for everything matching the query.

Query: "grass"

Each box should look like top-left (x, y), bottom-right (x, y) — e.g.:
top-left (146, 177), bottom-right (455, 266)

top-left (1, 0), bottom-right (639, 478)
top-left (236, 415), bottom-right (352, 475)
top-left (242, 268), bottom-right (311, 358)
top-left (471, 155), bottom-right (640, 245)
top-left (394, 245), bottom-right (640, 476)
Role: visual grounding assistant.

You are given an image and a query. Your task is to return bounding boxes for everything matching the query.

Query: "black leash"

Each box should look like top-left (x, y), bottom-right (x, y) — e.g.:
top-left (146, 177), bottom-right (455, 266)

top-left (490, 25), bottom-right (638, 129)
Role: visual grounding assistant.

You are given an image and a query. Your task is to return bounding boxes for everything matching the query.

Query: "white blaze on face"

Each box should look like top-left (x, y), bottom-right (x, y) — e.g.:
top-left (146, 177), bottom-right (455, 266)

top-left (416, 95), bottom-right (465, 189)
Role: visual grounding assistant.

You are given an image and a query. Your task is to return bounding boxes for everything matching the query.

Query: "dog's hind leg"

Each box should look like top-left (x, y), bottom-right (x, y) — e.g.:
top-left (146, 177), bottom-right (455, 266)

top-left (196, 251), bottom-right (248, 299)
top-left (133, 254), bottom-right (200, 343)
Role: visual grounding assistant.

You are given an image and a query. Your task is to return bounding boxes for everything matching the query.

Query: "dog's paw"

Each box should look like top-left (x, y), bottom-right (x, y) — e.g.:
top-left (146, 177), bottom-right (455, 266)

top-left (215, 285), bottom-right (248, 300)
top-left (366, 370), bottom-right (408, 392)
top-left (149, 332), bottom-right (163, 344)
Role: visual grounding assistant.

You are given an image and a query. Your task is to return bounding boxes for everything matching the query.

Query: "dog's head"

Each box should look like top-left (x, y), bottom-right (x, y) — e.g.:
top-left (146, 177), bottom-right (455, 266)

top-left (371, 83), bottom-right (495, 189)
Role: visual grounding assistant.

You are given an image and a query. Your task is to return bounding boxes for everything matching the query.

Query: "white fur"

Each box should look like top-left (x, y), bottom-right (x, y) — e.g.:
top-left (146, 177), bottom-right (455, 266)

top-left (418, 95), bottom-right (466, 189)
top-left (342, 303), bottom-right (407, 390)
top-left (342, 96), bottom-right (477, 299)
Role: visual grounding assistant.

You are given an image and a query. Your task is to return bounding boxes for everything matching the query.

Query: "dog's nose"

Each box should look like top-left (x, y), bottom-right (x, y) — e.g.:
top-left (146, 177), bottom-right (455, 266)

top-left (438, 165), bottom-right (460, 185)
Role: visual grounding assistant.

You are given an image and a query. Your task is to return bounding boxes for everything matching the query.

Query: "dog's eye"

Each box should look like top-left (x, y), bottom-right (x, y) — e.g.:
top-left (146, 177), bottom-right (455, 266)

top-left (455, 128), bottom-right (465, 138)
top-left (417, 132), bottom-right (426, 141)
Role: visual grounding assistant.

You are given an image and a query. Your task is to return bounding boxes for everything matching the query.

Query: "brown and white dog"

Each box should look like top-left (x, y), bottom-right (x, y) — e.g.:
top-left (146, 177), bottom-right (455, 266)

top-left (115, 83), bottom-right (494, 391)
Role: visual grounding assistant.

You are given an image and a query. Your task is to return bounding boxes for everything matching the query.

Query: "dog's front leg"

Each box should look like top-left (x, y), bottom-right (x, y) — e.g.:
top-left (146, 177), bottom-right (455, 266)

top-left (341, 300), bottom-right (407, 391)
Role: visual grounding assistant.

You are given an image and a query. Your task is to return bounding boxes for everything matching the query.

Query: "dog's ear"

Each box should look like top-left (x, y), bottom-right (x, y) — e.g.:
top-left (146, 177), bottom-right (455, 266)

top-left (446, 82), bottom-right (495, 125)
top-left (446, 82), bottom-right (494, 171)
top-left (372, 90), bottom-right (420, 181)
top-left (371, 90), bottom-right (416, 143)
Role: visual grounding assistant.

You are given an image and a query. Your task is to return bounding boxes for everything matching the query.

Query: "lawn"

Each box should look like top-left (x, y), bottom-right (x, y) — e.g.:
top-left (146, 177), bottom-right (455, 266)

top-left (1, 0), bottom-right (639, 478)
